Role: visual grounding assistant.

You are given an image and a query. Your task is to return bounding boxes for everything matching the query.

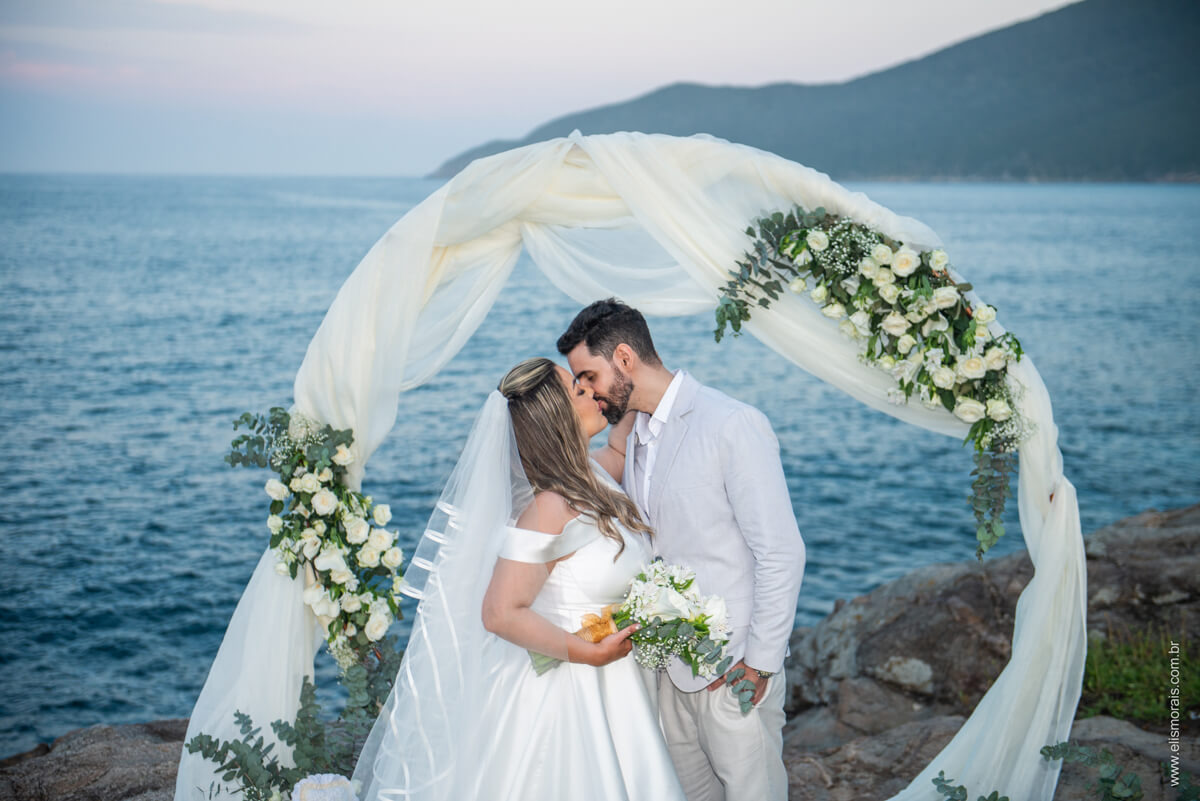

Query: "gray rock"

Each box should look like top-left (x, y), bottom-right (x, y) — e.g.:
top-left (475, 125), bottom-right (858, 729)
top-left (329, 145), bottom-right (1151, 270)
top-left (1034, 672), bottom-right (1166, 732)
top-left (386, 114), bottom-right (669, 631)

top-left (0, 719), bottom-right (187, 801)
top-left (785, 503), bottom-right (1200, 755)
top-left (786, 714), bottom-right (1198, 801)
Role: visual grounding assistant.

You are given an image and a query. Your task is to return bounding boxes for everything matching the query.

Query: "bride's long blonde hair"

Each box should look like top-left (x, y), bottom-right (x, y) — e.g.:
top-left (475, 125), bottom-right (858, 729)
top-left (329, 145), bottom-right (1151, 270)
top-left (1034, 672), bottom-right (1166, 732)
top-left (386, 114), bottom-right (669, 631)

top-left (499, 357), bottom-right (652, 556)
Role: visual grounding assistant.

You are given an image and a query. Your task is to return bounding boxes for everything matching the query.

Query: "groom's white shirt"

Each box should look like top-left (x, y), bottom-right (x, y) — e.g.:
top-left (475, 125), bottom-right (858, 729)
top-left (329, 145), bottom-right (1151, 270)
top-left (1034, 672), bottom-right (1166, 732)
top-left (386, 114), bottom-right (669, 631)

top-left (623, 370), bottom-right (806, 693)
top-left (632, 368), bottom-right (684, 508)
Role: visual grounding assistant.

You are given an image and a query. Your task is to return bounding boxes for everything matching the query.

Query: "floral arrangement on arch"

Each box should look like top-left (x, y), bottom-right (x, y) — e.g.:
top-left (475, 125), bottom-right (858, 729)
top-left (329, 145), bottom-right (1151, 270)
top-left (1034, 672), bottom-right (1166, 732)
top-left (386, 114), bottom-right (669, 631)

top-left (714, 206), bottom-right (1034, 557)
top-left (227, 407), bottom-right (406, 670)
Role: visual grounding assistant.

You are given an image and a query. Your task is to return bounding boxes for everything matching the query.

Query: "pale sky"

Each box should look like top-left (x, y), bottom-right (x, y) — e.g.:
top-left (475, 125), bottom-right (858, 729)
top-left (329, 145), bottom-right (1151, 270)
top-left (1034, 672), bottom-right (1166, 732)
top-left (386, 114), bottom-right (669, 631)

top-left (0, 0), bottom-right (1080, 176)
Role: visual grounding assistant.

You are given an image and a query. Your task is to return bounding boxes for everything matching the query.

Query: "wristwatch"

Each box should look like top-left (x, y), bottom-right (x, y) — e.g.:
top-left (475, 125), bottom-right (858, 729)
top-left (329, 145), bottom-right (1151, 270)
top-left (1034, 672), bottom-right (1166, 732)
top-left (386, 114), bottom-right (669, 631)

top-left (753, 668), bottom-right (774, 680)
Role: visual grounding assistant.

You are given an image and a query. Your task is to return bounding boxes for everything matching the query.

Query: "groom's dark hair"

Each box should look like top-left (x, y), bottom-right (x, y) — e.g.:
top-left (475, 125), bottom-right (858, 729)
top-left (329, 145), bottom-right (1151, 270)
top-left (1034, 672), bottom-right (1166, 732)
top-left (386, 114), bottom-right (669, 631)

top-left (557, 298), bottom-right (661, 366)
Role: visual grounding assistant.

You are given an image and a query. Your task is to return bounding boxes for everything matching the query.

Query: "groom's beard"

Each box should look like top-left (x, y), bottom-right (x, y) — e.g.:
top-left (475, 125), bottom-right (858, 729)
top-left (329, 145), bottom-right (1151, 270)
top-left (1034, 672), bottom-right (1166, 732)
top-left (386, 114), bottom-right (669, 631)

top-left (598, 370), bottom-right (633, 425)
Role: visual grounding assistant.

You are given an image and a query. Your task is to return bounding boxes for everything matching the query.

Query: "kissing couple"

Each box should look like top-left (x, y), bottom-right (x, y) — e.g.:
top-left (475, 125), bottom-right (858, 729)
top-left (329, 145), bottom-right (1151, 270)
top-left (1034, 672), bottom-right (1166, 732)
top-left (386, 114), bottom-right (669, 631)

top-left (351, 298), bottom-right (807, 801)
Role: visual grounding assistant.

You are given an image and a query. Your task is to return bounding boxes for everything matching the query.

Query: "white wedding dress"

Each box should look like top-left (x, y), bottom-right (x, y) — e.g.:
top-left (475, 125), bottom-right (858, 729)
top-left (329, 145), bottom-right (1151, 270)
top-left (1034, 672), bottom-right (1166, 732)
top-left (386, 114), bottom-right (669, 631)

top-left (463, 512), bottom-right (687, 801)
top-left (351, 421), bottom-right (688, 801)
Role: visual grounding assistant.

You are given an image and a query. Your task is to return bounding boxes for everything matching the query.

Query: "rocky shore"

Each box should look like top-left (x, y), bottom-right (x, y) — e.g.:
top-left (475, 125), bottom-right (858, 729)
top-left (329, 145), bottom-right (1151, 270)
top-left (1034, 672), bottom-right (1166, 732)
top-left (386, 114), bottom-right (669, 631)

top-left (3, 505), bottom-right (1197, 800)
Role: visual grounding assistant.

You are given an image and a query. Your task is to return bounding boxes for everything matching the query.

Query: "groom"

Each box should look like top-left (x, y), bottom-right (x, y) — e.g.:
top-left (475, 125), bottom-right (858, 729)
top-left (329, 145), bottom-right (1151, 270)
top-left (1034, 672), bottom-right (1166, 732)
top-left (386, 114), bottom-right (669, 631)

top-left (558, 298), bottom-right (806, 801)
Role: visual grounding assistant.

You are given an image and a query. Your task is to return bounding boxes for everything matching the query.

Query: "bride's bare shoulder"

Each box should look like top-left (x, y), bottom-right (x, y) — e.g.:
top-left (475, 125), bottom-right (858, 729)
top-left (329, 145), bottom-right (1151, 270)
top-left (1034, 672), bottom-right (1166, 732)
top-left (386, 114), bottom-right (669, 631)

top-left (515, 491), bottom-right (577, 535)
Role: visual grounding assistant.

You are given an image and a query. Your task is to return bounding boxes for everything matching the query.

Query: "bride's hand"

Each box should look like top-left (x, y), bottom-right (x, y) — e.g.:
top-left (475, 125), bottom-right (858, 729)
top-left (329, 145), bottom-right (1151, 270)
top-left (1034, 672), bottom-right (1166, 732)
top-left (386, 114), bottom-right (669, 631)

top-left (585, 624), bottom-right (639, 666)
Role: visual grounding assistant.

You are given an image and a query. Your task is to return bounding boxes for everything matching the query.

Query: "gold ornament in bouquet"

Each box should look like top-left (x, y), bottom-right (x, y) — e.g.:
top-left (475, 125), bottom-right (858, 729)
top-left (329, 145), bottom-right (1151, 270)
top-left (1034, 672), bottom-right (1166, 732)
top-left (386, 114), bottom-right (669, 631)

top-left (528, 561), bottom-right (731, 681)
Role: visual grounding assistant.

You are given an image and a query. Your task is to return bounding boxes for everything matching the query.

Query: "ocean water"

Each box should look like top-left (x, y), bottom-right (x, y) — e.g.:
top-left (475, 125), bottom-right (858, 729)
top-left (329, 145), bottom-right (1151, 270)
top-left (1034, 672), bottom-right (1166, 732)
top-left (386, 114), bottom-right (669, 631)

top-left (0, 175), bottom-right (1197, 759)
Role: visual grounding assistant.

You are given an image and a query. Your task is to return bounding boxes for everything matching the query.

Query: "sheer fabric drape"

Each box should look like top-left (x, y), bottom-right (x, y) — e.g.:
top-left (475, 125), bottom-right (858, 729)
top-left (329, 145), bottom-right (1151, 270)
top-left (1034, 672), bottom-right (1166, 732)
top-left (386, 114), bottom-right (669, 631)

top-left (175, 130), bottom-right (1084, 801)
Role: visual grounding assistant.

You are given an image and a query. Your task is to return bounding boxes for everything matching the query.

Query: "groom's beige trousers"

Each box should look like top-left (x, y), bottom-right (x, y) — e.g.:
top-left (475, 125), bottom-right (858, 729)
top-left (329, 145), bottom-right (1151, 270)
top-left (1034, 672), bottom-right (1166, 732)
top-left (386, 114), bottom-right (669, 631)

top-left (657, 669), bottom-right (788, 801)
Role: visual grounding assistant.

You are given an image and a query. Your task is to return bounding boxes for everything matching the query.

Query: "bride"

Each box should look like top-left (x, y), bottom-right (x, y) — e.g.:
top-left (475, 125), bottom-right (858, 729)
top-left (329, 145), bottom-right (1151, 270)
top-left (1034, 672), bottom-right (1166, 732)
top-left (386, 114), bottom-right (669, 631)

top-left (350, 357), bottom-right (687, 801)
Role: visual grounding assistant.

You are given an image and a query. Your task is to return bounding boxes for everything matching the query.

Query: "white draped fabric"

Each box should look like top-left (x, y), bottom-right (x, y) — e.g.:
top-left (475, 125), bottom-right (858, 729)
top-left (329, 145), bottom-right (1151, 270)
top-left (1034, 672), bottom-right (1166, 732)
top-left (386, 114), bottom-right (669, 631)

top-left (175, 130), bottom-right (1086, 800)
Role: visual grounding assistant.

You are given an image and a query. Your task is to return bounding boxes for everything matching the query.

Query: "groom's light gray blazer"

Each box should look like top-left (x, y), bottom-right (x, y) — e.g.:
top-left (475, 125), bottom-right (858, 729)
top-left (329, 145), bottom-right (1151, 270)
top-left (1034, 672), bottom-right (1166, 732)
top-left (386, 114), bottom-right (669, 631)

top-left (622, 371), bottom-right (806, 692)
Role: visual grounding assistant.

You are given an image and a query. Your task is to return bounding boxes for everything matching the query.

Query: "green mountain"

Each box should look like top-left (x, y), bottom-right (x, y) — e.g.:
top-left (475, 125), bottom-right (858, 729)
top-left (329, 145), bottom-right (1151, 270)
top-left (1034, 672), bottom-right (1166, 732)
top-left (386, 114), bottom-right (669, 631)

top-left (429, 0), bottom-right (1200, 181)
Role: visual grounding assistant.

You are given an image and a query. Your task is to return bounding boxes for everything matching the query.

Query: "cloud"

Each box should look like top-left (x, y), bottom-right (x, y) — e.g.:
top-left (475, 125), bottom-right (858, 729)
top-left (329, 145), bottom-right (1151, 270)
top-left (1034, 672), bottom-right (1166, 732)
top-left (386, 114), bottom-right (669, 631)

top-left (0, 0), bottom-right (306, 35)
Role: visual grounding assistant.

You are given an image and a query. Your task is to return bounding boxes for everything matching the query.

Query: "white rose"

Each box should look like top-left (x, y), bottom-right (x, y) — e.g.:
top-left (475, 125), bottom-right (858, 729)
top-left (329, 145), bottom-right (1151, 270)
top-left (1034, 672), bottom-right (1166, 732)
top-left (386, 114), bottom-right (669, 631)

top-left (805, 230), bottom-right (829, 251)
top-left (267, 514), bottom-right (283, 534)
top-left (930, 249), bottom-right (950, 270)
top-left (849, 310), bottom-right (872, 336)
top-left (984, 347), bottom-right (1007, 371)
top-left (302, 538), bottom-right (321, 559)
top-left (645, 587), bottom-right (695, 621)
top-left (810, 283), bottom-right (829, 303)
top-left (905, 304), bottom-right (929, 324)
top-left (365, 613), bottom-right (390, 642)
top-left (957, 357), bottom-right (987, 380)
top-left (264, 479), bottom-right (289, 501)
top-left (975, 325), bottom-right (992, 343)
top-left (340, 594), bottom-right (363, 613)
top-left (880, 311), bottom-right (910, 337)
top-left (792, 247), bottom-right (813, 267)
top-left (313, 594), bottom-right (340, 619)
top-left (314, 547), bottom-right (349, 575)
top-left (922, 314), bottom-right (950, 337)
top-left (896, 334), bottom-right (917, 355)
top-left (838, 319), bottom-right (860, 340)
top-left (932, 286), bottom-right (960, 310)
top-left (289, 476), bottom-right (304, 493)
top-left (953, 397), bottom-right (987, 423)
top-left (344, 516), bottom-right (370, 544)
top-left (382, 547), bottom-right (404, 569)
top-left (878, 354), bottom-right (897, 369)
top-left (821, 302), bottom-right (846, 319)
top-left (368, 527), bottom-right (394, 551)
top-left (932, 366), bottom-right (957, 390)
top-left (330, 568), bottom-right (354, 585)
top-left (299, 473), bottom-right (320, 494)
top-left (344, 622), bottom-right (357, 638)
top-left (872, 243), bottom-right (894, 264)
top-left (317, 467), bottom-right (333, 484)
top-left (891, 248), bottom-right (920, 277)
top-left (332, 444), bottom-right (355, 466)
top-left (357, 547), bottom-right (381, 568)
top-left (987, 398), bottom-right (1013, 421)
top-left (858, 257), bottom-right (879, 278)
top-left (311, 488), bottom-right (338, 517)
top-left (974, 304), bottom-right (997, 325)
top-left (373, 504), bottom-right (392, 527)
top-left (891, 359), bottom-right (919, 383)
top-left (302, 583), bottom-right (324, 607)
top-left (313, 519), bottom-right (326, 535)
top-left (274, 560), bottom-right (290, 576)
top-left (788, 276), bottom-right (807, 294)
top-left (873, 267), bottom-right (895, 286)
top-left (840, 276), bottom-right (861, 296)
top-left (878, 283), bottom-right (900, 304)
top-left (702, 596), bottom-right (730, 638)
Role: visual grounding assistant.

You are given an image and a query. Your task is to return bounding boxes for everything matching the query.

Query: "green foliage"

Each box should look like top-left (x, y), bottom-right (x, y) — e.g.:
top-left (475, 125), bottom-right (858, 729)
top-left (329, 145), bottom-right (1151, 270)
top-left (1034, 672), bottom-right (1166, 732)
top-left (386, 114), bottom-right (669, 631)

top-left (969, 450), bottom-right (1016, 560)
top-left (227, 407), bottom-right (291, 470)
top-left (185, 635), bottom-right (405, 798)
top-left (1042, 741), bottom-right (1143, 800)
top-left (1167, 767), bottom-right (1200, 801)
top-left (932, 770), bottom-right (1009, 801)
top-left (717, 203), bottom-right (1029, 557)
top-left (1080, 626), bottom-right (1198, 726)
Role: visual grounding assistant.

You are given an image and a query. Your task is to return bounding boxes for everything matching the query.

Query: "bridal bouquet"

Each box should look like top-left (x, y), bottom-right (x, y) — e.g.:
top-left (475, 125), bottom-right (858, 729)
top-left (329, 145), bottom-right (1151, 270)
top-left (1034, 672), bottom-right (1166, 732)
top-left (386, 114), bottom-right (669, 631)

top-left (227, 407), bottom-right (405, 670)
top-left (530, 560), bottom-right (731, 680)
top-left (615, 560), bottom-right (732, 677)
top-left (714, 205), bottom-right (1035, 557)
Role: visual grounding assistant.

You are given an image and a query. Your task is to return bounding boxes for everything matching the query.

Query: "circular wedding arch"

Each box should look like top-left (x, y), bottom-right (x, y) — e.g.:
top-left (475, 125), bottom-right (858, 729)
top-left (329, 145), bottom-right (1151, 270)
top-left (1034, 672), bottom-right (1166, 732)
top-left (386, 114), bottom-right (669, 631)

top-left (176, 130), bottom-right (1086, 801)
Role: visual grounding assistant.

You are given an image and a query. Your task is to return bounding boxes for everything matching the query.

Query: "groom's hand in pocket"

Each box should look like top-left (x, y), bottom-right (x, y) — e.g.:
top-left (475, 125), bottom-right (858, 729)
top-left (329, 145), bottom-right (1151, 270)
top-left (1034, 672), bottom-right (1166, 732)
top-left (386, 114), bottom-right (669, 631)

top-left (707, 659), bottom-right (768, 706)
